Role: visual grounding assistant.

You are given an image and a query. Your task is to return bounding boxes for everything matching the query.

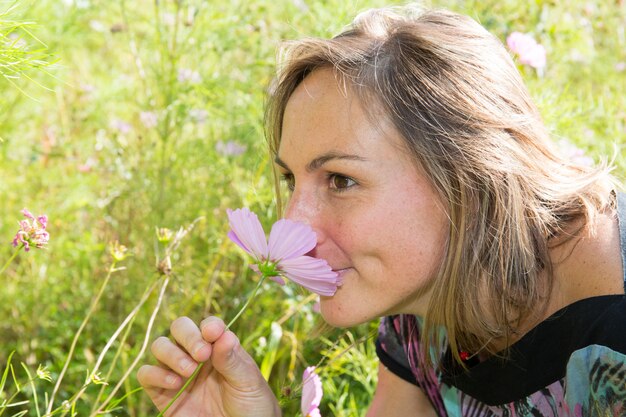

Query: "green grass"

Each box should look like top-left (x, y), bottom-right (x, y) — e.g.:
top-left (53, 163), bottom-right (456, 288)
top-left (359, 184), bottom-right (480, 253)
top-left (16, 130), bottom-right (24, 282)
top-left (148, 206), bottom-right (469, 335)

top-left (0, 0), bottom-right (624, 416)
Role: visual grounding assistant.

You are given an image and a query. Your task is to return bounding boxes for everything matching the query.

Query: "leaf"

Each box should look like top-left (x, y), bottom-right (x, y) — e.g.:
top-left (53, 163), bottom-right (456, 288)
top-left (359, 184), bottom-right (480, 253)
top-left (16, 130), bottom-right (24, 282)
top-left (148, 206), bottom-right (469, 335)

top-left (0, 351), bottom-right (15, 396)
top-left (260, 322), bottom-right (283, 380)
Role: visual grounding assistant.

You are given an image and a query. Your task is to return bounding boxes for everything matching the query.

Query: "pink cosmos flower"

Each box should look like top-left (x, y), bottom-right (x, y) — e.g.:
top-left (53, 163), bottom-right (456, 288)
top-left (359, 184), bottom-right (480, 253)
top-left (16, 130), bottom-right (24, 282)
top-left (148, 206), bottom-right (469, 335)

top-left (226, 208), bottom-right (340, 296)
top-left (506, 32), bottom-right (546, 69)
top-left (12, 209), bottom-right (50, 252)
top-left (139, 111), bottom-right (158, 129)
top-left (301, 366), bottom-right (323, 417)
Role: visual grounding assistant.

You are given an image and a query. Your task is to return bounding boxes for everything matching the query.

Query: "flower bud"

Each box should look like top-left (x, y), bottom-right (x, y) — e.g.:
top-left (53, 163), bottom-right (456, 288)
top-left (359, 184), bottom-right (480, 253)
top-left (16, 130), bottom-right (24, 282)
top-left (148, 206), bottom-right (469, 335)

top-left (156, 227), bottom-right (173, 243)
top-left (109, 240), bottom-right (128, 262)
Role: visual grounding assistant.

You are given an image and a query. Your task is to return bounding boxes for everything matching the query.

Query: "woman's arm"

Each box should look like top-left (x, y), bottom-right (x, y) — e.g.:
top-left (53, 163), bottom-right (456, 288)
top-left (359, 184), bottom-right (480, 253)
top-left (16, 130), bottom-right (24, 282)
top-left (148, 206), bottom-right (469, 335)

top-left (366, 363), bottom-right (437, 417)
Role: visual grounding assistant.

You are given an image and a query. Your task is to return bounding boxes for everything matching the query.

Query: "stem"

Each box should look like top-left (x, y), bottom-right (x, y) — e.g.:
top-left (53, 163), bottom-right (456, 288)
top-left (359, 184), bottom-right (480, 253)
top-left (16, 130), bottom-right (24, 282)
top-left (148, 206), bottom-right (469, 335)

top-left (224, 275), bottom-right (266, 329)
top-left (50, 277), bottom-right (158, 414)
top-left (19, 363), bottom-right (40, 417)
top-left (45, 261), bottom-right (118, 415)
top-left (156, 274), bottom-right (268, 417)
top-left (0, 247), bottom-right (21, 276)
top-left (93, 274), bottom-right (171, 415)
top-left (88, 281), bottom-right (159, 415)
top-left (0, 370), bottom-right (41, 417)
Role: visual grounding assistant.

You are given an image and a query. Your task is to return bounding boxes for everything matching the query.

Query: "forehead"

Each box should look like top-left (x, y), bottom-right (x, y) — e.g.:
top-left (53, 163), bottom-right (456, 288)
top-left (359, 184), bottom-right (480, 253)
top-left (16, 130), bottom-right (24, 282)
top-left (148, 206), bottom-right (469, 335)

top-left (279, 69), bottom-right (403, 159)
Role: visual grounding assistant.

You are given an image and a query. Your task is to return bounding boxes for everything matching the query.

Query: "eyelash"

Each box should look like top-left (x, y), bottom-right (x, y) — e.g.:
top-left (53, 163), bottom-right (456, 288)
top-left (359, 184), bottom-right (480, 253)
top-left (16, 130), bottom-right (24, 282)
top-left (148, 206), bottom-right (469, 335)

top-left (280, 173), bottom-right (295, 192)
top-left (327, 173), bottom-right (356, 192)
top-left (279, 172), bottom-right (357, 193)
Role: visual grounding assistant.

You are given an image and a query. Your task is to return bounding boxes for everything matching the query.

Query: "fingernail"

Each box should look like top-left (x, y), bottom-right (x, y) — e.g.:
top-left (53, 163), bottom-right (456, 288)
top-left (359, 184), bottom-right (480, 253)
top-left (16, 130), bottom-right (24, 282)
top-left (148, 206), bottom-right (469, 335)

top-left (200, 316), bottom-right (219, 328)
top-left (179, 358), bottom-right (194, 371)
top-left (193, 342), bottom-right (208, 356)
top-left (166, 374), bottom-right (179, 386)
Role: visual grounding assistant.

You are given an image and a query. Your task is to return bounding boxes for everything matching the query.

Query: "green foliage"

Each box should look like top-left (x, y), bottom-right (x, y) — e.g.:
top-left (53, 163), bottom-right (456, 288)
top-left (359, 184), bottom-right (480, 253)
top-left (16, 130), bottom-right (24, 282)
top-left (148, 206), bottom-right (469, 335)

top-left (0, 0), bottom-right (624, 416)
top-left (0, 1), bottom-right (56, 98)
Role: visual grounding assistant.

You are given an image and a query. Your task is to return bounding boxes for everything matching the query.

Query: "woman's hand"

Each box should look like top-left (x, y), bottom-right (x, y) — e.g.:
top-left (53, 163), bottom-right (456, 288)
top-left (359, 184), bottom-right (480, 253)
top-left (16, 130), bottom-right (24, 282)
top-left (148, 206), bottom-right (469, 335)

top-left (137, 316), bottom-right (281, 417)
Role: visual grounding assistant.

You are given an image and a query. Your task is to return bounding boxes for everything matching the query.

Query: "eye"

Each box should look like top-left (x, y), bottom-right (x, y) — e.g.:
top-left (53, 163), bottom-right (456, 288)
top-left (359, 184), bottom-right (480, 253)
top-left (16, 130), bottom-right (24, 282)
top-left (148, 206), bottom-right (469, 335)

top-left (328, 173), bottom-right (356, 191)
top-left (280, 173), bottom-right (295, 192)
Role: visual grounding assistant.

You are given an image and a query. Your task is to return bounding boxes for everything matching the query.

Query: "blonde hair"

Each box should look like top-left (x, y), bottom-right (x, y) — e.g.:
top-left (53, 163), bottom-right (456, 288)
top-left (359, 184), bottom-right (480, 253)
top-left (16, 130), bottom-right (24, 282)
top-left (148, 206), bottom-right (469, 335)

top-left (265, 6), bottom-right (616, 367)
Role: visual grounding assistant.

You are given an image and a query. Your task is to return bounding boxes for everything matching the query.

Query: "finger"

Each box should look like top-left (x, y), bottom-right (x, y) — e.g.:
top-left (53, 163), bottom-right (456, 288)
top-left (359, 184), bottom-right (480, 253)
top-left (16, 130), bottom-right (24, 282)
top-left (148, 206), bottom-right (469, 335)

top-left (137, 364), bottom-right (183, 390)
top-left (211, 329), bottom-right (263, 389)
top-left (200, 316), bottom-right (227, 343)
top-left (137, 365), bottom-right (190, 415)
top-left (170, 316), bottom-right (212, 362)
top-left (150, 336), bottom-right (198, 378)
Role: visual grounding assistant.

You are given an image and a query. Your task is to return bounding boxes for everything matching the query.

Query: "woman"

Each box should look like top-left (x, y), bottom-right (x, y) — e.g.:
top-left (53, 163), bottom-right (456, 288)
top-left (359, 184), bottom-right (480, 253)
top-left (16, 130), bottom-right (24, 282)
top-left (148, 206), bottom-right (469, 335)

top-left (137, 5), bottom-right (626, 416)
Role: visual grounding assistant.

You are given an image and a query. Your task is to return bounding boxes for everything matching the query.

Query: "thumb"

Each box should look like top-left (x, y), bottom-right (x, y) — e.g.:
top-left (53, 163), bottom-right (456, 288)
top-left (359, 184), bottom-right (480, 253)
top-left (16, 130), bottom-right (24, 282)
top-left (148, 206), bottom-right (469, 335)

top-left (211, 330), bottom-right (264, 389)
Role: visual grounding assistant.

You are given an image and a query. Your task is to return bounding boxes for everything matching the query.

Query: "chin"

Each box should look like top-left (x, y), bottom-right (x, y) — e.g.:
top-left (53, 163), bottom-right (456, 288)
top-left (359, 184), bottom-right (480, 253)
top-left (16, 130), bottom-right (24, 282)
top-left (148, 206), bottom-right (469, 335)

top-left (319, 297), bottom-right (372, 328)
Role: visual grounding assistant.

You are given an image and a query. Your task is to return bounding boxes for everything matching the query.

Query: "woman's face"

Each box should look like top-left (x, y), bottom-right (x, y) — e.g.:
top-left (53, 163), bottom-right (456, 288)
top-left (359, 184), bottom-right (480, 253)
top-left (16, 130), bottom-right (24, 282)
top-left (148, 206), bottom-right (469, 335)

top-left (276, 69), bottom-right (449, 327)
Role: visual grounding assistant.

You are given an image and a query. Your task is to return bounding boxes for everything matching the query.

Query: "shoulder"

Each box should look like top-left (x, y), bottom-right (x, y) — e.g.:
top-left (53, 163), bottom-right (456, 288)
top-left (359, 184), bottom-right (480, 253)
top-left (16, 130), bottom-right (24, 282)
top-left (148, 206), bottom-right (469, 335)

top-left (577, 295), bottom-right (626, 349)
top-left (376, 315), bottom-right (416, 384)
top-left (555, 295), bottom-right (626, 354)
top-left (439, 295), bottom-right (626, 405)
top-left (565, 344), bottom-right (626, 414)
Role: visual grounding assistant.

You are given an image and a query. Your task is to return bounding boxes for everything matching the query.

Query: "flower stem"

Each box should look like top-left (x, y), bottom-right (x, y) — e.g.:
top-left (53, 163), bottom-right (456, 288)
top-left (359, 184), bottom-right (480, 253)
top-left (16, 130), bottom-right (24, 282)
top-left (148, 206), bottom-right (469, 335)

top-left (224, 274), bottom-right (266, 329)
top-left (0, 246), bottom-right (21, 276)
top-left (93, 274), bottom-right (171, 415)
top-left (156, 274), bottom-right (268, 417)
top-left (46, 261), bottom-right (118, 415)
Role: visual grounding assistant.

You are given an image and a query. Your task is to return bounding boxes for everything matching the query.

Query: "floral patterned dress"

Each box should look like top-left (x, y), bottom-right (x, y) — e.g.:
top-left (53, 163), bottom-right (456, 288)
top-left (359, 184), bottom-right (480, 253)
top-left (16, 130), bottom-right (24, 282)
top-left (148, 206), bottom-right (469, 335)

top-left (376, 192), bottom-right (626, 417)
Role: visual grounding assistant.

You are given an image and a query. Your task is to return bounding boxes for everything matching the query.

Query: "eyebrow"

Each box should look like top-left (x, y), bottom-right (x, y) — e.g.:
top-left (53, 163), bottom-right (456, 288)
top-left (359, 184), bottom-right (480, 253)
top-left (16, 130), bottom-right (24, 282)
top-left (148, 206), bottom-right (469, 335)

top-left (274, 151), bottom-right (367, 173)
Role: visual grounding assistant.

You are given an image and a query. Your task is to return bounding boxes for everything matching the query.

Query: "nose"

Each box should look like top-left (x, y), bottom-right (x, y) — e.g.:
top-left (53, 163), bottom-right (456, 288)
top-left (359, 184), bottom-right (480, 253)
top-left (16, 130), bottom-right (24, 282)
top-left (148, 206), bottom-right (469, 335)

top-left (284, 189), bottom-right (327, 250)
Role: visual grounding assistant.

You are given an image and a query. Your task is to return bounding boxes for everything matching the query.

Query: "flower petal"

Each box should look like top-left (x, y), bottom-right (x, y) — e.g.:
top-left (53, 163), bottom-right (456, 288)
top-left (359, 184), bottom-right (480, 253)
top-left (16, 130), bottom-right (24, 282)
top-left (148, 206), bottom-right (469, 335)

top-left (227, 230), bottom-right (251, 254)
top-left (307, 409), bottom-right (321, 417)
top-left (227, 208), bottom-right (268, 259)
top-left (506, 32), bottom-right (546, 69)
top-left (279, 256), bottom-right (340, 296)
top-left (269, 276), bottom-right (286, 286)
top-left (21, 208), bottom-right (35, 220)
top-left (37, 215), bottom-right (48, 229)
top-left (301, 366), bottom-right (323, 417)
top-left (268, 219), bottom-right (316, 261)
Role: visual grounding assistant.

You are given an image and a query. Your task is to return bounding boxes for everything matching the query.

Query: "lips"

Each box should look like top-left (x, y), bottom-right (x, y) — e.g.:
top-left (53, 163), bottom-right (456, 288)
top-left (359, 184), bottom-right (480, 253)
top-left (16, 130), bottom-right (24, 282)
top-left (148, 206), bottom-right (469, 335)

top-left (331, 268), bottom-right (351, 286)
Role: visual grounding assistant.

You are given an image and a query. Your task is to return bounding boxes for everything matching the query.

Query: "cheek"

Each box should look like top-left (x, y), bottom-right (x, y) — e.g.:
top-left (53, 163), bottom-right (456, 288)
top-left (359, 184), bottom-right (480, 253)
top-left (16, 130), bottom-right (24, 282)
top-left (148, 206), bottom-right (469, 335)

top-left (368, 202), bottom-right (447, 284)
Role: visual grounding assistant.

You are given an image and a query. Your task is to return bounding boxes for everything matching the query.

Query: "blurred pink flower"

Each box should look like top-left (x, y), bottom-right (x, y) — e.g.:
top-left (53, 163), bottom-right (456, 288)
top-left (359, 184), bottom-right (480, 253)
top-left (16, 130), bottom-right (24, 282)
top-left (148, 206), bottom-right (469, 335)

top-left (110, 118), bottom-right (132, 134)
top-left (557, 139), bottom-right (594, 167)
top-left (506, 32), bottom-right (546, 69)
top-left (301, 366), bottom-right (323, 417)
top-left (227, 208), bottom-right (341, 296)
top-left (78, 157), bottom-right (95, 173)
top-left (216, 140), bottom-right (246, 156)
top-left (140, 111), bottom-right (158, 129)
top-left (12, 209), bottom-right (49, 252)
top-left (78, 164), bottom-right (91, 173)
top-left (177, 68), bottom-right (201, 84)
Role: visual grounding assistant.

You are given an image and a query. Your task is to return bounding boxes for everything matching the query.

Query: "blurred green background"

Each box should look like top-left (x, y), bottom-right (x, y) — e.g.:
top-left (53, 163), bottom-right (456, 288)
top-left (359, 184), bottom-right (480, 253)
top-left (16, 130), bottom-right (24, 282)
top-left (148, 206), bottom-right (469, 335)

top-left (0, 0), bottom-right (624, 415)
